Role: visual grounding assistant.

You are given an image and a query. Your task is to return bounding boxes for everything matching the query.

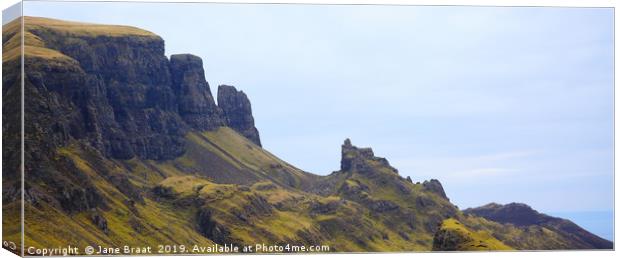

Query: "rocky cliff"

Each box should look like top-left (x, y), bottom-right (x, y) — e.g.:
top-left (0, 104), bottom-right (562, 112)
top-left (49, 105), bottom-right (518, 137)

top-left (170, 53), bottom-right (226, 130)
top-left (9, 17), bottom-right (261, 162)
top-left (217, 85), bottom-right (261, 146)
top-left (2, 16), bottom-right (612, 253)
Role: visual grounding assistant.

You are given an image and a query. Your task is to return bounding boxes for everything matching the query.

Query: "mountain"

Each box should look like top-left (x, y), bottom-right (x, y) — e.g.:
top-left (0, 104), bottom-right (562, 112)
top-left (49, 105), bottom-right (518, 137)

top-left (2, 16), bottom-right (613, 254)
top-left (462, 203), bottom-right (613, 249)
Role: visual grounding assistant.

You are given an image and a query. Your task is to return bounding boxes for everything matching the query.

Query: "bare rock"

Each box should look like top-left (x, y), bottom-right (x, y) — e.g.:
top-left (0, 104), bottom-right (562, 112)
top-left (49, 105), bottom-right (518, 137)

top-left (217, 85), bottom-right (261, 146)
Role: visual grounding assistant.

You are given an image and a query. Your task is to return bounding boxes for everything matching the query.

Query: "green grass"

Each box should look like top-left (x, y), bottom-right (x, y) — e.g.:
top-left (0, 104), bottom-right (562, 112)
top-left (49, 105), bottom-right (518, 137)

top-left (23, 138), bottom-right (467, 252)
top-left (201, 127), bottom-right (299, 174)
top-left (458, 213), bottom-right (573, 250)
top-left (159, 175), bottom-right (212, 197)
top-left (3, 202), bottom-right (22, 253)
top-left (439, 218), bottom-right (513, 251)
top-left (3, 16), bottom-right (158, 63)
top-left (24, 145), bottom-right (215, 251)
top-left (28, 132), bottom-right (490, 253)
top-left (16, 16), bottom-right (158, 38)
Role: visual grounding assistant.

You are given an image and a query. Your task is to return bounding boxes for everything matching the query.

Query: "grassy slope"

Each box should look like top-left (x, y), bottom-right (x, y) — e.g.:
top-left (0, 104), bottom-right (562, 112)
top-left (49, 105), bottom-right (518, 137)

top-left (136, 127), bottom-right (320, 187)
top-left (209, 129), bottom-right (426, 250)
top-left (22, 126), bottom-right (454, 252)
top-left (3, 16), bottom-right (157, 62)
top-left (21, 122), bottom-right (588, 252)
top-left (345, 177), bottom-right (448, 248)
top-left (434, 218), bottom-right (512, 251)
top-left (23, 144), bottom-right (215, 251)
top-left (457, 213), bottom-right (578, 250)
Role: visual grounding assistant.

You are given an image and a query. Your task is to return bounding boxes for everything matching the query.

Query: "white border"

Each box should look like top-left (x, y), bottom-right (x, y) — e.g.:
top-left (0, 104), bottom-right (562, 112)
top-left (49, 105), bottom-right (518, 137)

top-left (3, 0), bottom-right (617, 7)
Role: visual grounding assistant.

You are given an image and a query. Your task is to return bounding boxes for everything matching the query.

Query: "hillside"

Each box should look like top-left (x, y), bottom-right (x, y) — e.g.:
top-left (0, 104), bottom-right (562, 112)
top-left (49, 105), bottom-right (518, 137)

top-left (462, 203), bottom-right (613, 249)
top-left (2, 16), bottom-right (613, 254)
top-left (432, 218), bottom-right (512, 251)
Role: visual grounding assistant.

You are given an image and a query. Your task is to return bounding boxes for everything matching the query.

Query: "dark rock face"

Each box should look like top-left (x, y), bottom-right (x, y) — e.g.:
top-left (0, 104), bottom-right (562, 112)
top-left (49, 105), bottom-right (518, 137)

top-left (369, 200), bottom-right (400, 213)
top-left (296, 229), bottom-right (327, 246)
top-left (340, 138), bottom-right (398, 174)
top-left (217, 85), bottom-right (262, 146)
top-left (432, 227), bottom-right (470, 251)
top-left (21, 29), bottom-right (262, 162)
top-left (309, 199), bottom-right (345, 215)
top-left (90, 211), bottom-right (110, 234)
top-left (24, 29), bottom-right (187, 160)
top-left (108, 175), bottom-right (145, 205)
top-left (196, 208), bottom-right (231, 244)
top-left (231, 194), bottom-right (273, 222)
top-left (170, 54), bottom-right (225, 130)
top-left (152, 185), bottom-right (176, 199)
top-left (58, 185), bottom-right (105, 213)
top-left (406, 176), bottom-right (413, 183)
top-left (422, 179), bottom-right (449, 200)
top-left (464, 203), bottom-right (613, 249)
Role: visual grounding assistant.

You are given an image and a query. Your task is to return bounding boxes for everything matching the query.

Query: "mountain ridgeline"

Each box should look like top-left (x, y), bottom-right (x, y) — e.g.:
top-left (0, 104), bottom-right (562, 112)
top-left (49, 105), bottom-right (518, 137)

top-left (2, 17), bottom-right (613, 253)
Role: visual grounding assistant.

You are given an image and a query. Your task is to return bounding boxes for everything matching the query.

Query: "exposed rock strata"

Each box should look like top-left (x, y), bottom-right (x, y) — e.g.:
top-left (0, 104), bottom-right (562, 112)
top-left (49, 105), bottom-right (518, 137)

top-left (217, 85), bottom-right (261, 146)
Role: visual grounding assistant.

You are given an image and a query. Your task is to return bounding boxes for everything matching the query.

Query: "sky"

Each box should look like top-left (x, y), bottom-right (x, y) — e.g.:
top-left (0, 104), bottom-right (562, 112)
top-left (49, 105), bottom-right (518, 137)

top-left (19, 2), bottom-right (614, 240)
top-left (2, 2), bottom-right (20, 25)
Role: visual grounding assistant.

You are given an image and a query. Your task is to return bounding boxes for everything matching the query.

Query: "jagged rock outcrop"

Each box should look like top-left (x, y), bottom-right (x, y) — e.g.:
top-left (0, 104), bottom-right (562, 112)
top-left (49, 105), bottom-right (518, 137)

top-left (340, 138), bottom-right (398, 174)
top-left (309, 199), bottom-right (345, 215)
top-left (90, 211), bottom-right (110, 234)
top-left (369, 200), bottom-right (400, 213)
top-left (231, 194), bottom-right (273, 222)
top-left (309, 139), bottom-right (461, 247)
top-left (170, 54), bottom-right (225, 130)
top-left (422, 179), bottom-right (449, 200)
top-left (14, 17), bottom-right (262, 163)
top-left (432, 226), bottom-right (470, 251)
top-left (108, 174), bottom-right (145, 204)
top-left (196, 208), bottom-right (232, 244)
top-left (217, 85), bottom-right (261, 146)
top-left (406, 176), bottom-right (413, 183)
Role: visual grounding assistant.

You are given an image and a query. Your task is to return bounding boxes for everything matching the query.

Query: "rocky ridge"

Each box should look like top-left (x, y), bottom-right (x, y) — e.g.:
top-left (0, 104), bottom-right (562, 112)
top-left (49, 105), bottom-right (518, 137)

top-left (12, 16), bottom-right (261, 161)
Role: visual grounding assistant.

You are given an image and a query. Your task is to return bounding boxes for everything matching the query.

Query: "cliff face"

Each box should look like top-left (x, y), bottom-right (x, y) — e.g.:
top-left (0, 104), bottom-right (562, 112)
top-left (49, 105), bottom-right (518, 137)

top-left (217, 85), bottom-right (261, 146)
top-left (16, 17), bottom-right (261, 161)
top-left (170, 54), bottom-right (226, 130)
top-left (2, 16), bottom-right (612, 253)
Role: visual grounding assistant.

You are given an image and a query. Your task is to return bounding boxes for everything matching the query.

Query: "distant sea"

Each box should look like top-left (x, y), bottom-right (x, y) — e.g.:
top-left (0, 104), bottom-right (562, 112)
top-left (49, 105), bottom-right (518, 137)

top-left (548, 210), bottom-right (613, 242)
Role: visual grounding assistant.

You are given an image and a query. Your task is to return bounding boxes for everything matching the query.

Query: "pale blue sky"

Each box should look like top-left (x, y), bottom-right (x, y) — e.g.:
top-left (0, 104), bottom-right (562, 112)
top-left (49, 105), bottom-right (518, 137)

top-left (21, 2), bottom-right (613, 239)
